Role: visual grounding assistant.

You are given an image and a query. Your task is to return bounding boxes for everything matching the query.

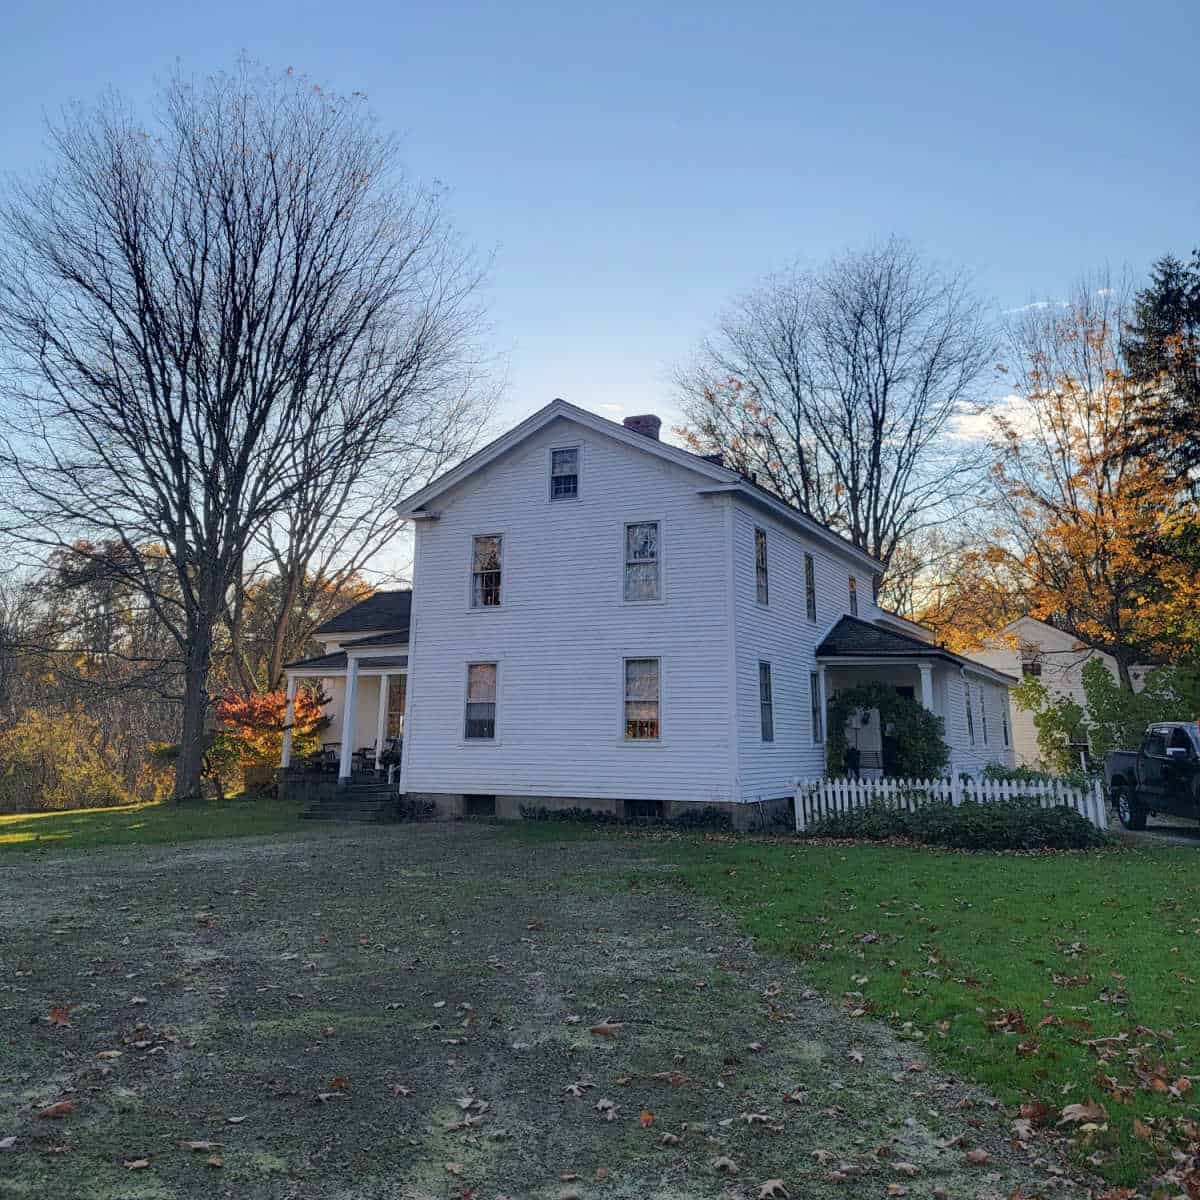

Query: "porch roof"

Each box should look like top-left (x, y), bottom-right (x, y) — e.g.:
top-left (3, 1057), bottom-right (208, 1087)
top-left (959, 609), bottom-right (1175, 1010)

top-left (314, 589), bottom-right (412, 636)
top-left (817, 616), bottom-right (1018, 685)
top-left (283, 650), bottom-right (408, 675)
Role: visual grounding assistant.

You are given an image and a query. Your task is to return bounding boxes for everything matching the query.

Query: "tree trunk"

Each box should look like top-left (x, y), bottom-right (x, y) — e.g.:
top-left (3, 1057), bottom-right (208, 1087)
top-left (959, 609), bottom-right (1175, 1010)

top-left (175, 621), bottom-right (214, 802)
top-left (1115, 655), bottom-right (1135, 693)
top-left (267, 566), bottom-right (303, 690)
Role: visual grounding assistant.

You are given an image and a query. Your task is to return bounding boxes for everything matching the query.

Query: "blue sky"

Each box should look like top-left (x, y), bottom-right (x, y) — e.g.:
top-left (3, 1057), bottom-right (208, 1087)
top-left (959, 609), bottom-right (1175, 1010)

top-left (3, 0), bottom-right (1198, 434)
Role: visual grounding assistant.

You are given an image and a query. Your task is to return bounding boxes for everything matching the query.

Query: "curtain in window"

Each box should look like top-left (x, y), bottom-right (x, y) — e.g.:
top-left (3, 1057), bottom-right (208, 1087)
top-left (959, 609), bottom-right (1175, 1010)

top-left (465, 663), bottom-right (497, 738)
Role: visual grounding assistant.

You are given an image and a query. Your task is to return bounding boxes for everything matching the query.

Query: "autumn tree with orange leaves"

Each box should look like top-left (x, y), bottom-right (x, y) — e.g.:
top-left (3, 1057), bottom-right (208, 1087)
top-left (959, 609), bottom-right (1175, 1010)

top-left (981, 279), bottom-right (1198, 688)
top-left (214, 685), bottom-right (330, 768)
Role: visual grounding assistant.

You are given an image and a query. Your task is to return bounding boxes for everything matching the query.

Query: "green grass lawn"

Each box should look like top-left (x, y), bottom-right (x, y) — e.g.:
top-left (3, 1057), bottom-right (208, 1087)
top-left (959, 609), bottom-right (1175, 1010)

top-left (0, 795), bottom-right (307, 855)
top-left (651, 835), bottom-right (1200, 1188)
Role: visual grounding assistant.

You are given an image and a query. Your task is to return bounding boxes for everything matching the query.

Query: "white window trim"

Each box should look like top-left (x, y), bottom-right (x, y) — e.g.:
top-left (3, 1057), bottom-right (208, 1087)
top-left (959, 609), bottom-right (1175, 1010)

top-left (619, 516), bottom-right (666, 606)
top-left (461, 659), bottom-right (502, 746)
top-left (467, 530), bottom-right (507, 613)
top-left (620, 654), bottom-right (663, 745)
top-left (547, 443), bottom-right (582, 503)
top-left (754, 526), bottom-right (769, 606)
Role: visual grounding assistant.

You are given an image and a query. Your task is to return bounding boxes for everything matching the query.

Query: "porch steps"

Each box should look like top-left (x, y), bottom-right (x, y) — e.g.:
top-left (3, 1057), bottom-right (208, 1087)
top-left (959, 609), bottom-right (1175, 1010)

top-left (300, 777), bottom-right (400, 823)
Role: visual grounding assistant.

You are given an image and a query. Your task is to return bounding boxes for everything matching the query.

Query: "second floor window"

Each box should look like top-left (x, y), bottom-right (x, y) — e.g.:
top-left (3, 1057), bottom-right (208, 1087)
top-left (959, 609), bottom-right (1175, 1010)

top-left (550, 447), bottom-right (579, 499)
top-left (624, 522), bottom-right (660, 601)
top-left (755, 528), bottom-right (768, 603)
top-left (471, 535), bottom-right (502, 608)
top-left (759, 662), bottom-right (774, 743)
top-left (464, 663), bottom-right (497, 739)
top-left (848, 575), bottom-right (858, 617)
top-left (624, 657), bottom-right (660, 739)
top-left (804, 553), bottom-right (817, 621)
top-left (1021, 655), bottom-right (1042, 678)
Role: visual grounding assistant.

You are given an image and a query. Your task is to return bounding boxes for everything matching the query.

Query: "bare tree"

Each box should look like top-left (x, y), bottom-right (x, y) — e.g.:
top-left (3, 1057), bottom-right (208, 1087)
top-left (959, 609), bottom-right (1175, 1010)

top-left (0, 62), bottom-right (492, 799)
top-left (676, 238), bottom-right (994, 578)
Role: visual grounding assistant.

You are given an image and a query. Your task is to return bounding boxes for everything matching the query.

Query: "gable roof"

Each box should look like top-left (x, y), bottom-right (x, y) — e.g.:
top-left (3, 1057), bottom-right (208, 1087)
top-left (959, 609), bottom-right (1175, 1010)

top-left (817, 615), bottom-right (1018, 685)
top-left (314, 590), bottom-right (412, 637)
top-left (396, 398), bottom-right (882, 572)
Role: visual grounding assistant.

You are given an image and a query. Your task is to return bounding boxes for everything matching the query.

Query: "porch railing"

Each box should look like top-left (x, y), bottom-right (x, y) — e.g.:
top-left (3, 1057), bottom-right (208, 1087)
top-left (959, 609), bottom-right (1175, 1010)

top-left (793, 774), bottom-right (1109, 833)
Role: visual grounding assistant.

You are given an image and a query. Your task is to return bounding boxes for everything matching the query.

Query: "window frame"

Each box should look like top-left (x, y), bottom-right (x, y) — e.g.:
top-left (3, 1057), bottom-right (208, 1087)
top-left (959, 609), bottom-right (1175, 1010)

top-left (620, 517), bottom-right (665, 605)
top-left (548, 444), bottom-right (581, 502)
top-left (758, 661), bottom-right (775, 743)
top-left (848, 574), bottom-right (858, 617)
top-left (804, 552), bottom-right (817, 622)
top-left (754, 527), bottom-right (769, 605)
top-left (463, 661), bottom-right (499, 742)
top-left (622, 656), bottom-right (662, 743)
top-left (468, 533), bottom-right (505, 611)
top-left (964, 680), bottom-right (975, 746)
top-left (979, 684), bottom-right (989, 746)
top-left (809, 671), bottom-right (824, 744)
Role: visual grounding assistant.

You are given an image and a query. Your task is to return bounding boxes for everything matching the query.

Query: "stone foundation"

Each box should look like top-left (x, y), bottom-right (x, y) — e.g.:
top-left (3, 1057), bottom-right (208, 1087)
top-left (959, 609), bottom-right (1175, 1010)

top-left (403, 791), bottom-right (794, 832)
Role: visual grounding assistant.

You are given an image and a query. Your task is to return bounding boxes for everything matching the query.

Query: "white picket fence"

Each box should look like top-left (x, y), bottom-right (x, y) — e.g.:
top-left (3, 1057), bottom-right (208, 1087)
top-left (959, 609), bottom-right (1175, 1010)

top-left (793, 774), bottom-right (1108, 833)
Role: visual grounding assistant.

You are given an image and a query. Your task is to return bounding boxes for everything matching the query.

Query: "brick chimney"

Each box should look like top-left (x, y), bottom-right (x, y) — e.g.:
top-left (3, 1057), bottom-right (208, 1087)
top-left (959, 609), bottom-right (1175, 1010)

top-left (623, 414), bottom-right (662, 441)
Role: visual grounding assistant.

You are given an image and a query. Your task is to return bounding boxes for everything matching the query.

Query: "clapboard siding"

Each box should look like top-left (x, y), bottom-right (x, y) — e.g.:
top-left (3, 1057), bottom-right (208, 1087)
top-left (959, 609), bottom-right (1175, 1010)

top-left (400, 417), bottom-right (736, 803)
top-left (731, 502), bottom-right (876, 802)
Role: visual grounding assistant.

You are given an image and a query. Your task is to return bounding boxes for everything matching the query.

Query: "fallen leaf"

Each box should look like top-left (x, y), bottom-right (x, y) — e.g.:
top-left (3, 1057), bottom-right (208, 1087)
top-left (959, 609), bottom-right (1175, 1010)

top-left (848, 1049), bottom-right (864, 1065)
top-left (893, 1162), bottom-right (919, 1177)
top-left (660, 1131), bottom-right (681, 1145)
top-left (444, 1162), bottom-right (463, 1176)
top-left (48, 1005), bottom-right (73, 1028)
top-left (124, 1158), bottom-right (150, 1170)
top-left (330, 1076), bottom-right (349, 1091)
top-left (712, 1155), bottom-right (739, 1175)
top-left (96, 1050), bottom-right (122, 1060)
top-left (594, 1098), bottom-right (617, 1121)
top-left (595, 1167), bottom-right (609, 1180)
top-left (36, 1101), bottom-right (74, 1120)
top-left (1058, 1099), bottom-right (1107, 1125)
top-left (391, 1084), bottom-right (412, 1097)
top-left (962, 1148), bottom-right (990, 1165)
top-left (758, 1181), bottom-right (789, 1199)
top-left (182, 1140), bottom-right (220, 1151)
top-left (589, 1019), bottom-right (623, 1038)
top-left (0, 1137), bottom-right (16, 1151)
top-left (206, 1156), bottom-right (223, 1168)
top-left (225, 1115), bottom-right (246, 1125)
top-left (129, 996), bottom-right (148, 1006)
top-left (639, 1110), bottom-right (654, 1128)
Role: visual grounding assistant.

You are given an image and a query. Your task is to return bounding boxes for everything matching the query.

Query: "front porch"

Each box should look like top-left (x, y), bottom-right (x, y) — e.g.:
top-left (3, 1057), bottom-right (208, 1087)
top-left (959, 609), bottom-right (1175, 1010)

top-left (281, 638), bottom-right (408, 783)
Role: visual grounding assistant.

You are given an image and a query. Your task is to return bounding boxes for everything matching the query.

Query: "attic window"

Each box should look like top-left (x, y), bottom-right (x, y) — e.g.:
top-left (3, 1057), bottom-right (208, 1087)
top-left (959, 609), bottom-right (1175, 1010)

top-left (550, 447), bottom-right (579, 500)
top-left (1020, 655), bottom-right (1042, 678)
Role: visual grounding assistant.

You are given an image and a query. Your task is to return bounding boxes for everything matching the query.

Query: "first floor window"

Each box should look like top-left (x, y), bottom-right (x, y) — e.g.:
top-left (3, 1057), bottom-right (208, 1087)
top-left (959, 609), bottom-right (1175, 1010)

top-left (810, 671), bottom-right (824, 743)
top-left (471, 535), bottom-right (502, 607)
top-left (387, 675), bottom-right (407, 739)
top-left (848, 574), bottom-right (858, 617)
top-left (624, 522), bottom-right (660, 601)
top-left (550, 447), bottom-right (579, 499)
top-left (759, 662), bottom-right (774, 742)
top-left (465, 663), bottom-right (497, 739)
top-left (979, 686), bottom-right (989, 746)
top-left (804, 553), bottom-right (817, 621)
top-left (624, 657), bottom-right (660, 739)
top-left (964, 681), bottom-right (975, 746)
top-left (1002, 704), bottom-right (1010, 748)
top-left (755, 527), bottom-right (769, 603)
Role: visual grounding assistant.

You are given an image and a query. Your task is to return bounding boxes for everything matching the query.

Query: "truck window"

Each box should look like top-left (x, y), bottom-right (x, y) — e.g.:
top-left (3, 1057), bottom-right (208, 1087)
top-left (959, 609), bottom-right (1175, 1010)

top-left (1169, 728), bottom-right (1193, 755)
top-left (1145, 732), bottom-right (1167, 757)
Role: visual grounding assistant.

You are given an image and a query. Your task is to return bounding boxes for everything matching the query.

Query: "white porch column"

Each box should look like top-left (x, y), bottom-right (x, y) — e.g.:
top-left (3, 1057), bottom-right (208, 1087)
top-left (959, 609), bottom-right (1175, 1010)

top-left (374, 674), bottom-right (390, 771)
top-left (919, 663), bottom-right (934, 712)
top-left (817, 665), bottom-right (828, 744)
top-left (338, 655), bottom-right (360, 781)
top-left (280, 674), bottom-right (298, 768)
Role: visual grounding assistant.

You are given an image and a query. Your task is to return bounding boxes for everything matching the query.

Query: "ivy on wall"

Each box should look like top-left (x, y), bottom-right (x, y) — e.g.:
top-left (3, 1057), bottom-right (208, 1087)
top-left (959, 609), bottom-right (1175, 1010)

top-left (826, 681), bottom-right (950, 779)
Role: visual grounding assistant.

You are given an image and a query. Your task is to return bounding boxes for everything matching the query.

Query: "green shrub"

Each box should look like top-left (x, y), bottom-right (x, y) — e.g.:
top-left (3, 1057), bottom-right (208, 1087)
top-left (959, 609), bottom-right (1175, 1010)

top-left (396, 796), bottom-right (435, 822)
top-left (981, 761), bottom-right (1093, 790)
top-left (805, 798), bottom-right (1109, 851)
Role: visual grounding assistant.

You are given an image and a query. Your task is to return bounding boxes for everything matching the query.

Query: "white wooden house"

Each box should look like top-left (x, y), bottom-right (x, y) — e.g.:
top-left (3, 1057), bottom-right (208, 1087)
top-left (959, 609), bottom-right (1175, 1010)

top-left (285, 400), bottom-right (1015, 823)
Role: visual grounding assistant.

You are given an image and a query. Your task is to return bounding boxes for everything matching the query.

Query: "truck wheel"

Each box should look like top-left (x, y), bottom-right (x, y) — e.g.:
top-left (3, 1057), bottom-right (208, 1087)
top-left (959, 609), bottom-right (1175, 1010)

top-left (1113, 785), bottom-right (1147, 831)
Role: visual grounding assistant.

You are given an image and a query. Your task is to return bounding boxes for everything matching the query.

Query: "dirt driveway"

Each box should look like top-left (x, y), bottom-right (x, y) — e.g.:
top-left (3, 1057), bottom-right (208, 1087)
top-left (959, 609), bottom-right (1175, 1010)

top-left (0, 825), bottom-right (1086, 1199)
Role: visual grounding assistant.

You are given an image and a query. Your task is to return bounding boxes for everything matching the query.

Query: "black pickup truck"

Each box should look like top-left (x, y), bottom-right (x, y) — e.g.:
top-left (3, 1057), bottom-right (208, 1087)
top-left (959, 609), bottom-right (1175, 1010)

top-left (1105, 723), bottom-right (1200, 829)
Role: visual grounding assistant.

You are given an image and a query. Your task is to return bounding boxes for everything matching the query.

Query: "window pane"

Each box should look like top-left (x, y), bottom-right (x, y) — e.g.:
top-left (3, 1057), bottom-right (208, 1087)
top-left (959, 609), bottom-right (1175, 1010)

top-left (624, 523), bottom-right (659, 600)
top-left (624, 702), bottom-right (660, 739)
top-left (849, 576), bottom-right (858, 616)
top-left (551, 448), bottom-right (577, 475)
top-left (805, 554), bottom-right (816, 620)
top-left (624, 658), bottom-right (659, 700)
top-left (465, 704), bottom-right (496, 739)
top-left (472, 535), bottom-right (502, 608)
top-left (467, 663), bottom-right (497, 702)
top-left (755, 529), bottom-right (768, 603)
